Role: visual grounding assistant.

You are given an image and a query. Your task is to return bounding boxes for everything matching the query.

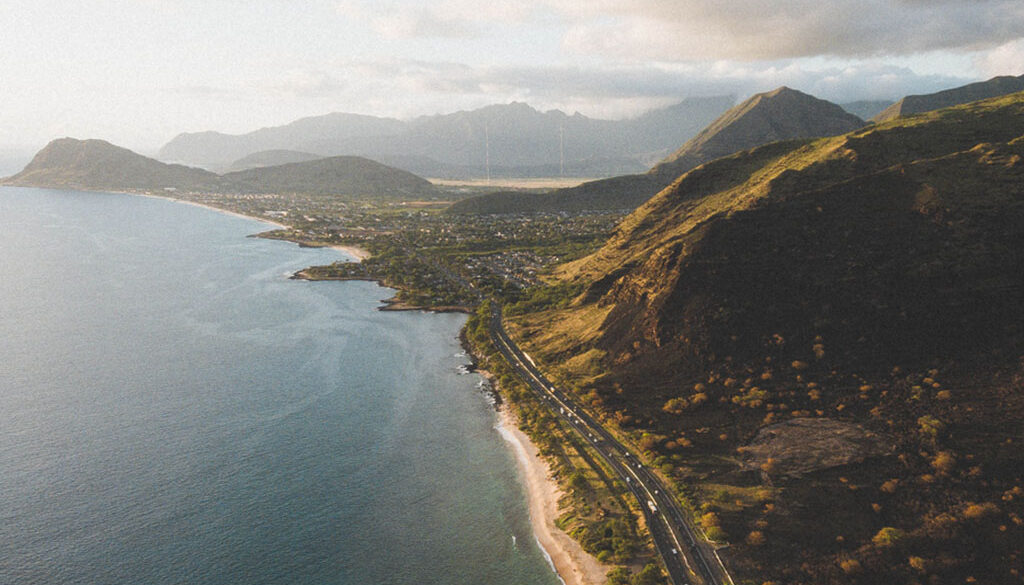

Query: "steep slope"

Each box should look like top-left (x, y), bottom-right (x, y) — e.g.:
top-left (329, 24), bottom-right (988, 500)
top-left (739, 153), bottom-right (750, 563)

top-left (449, 87), bottom-right (865, 214)
top-left (220, 155), bottom-right (438, 199)
top-left (650, 87), bottom-right (865, 179)
top-left (2, 138), bottom-right (220, 191)
top-left (873, 73), bottom-right (1024, 122)
top-left (225, 150), bottom-right (324, 172)
top-left (512, 92), bottom-right (1024, 585)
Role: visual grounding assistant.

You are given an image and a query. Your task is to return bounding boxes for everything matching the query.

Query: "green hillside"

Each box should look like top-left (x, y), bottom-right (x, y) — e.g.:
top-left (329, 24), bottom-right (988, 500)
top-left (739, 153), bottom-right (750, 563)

top-left (3, 140), bottom-right (438, 200)
top-left (873, 74), bottom-right (1024, 122)
top-left (2, 138), bottom-right (221, 192)
top-left (220, 155), bottom-right (438, 199)
top-left (509, 92), bottom-right (1024, 585)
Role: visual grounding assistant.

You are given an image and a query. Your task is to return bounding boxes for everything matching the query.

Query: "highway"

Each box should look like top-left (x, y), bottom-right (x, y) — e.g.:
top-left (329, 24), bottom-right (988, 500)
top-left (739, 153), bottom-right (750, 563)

top-left (488, 304), bottom-right (732, 585)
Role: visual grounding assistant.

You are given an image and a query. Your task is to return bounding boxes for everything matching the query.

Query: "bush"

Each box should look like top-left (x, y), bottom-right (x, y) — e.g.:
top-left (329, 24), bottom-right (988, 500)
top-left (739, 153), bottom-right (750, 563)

top-left (872, 526), bottom-right (905, 547)
top-left (705, 526), bottom-right (728, 542)
top-left (606, 567), bottom-right (631, 585)
top-left (962, 502), bottom-right (999, 520)
top-left (632, 563), bottom-right (664, 585)
top-left (931, 451), bottom-right (956, 474)
top-left (700, 512), bottom-right (721, 529)
top-left (839, 558), bottom-right (862, 574)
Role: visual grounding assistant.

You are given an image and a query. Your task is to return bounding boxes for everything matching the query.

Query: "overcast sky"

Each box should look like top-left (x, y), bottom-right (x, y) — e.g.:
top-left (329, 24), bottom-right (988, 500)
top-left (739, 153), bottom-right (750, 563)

top-left (2, 0), bottom-right (1022, 153)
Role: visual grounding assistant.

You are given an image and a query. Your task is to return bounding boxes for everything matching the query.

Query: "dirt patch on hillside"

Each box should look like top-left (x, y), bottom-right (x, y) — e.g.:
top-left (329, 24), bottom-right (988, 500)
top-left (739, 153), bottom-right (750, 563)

top-left (740, 418), bottom-right (891, 478)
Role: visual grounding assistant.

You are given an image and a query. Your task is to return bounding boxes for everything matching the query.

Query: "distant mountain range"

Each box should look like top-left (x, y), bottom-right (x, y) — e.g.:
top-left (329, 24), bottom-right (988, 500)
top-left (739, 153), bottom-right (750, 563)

top-left (839, 100), bottom-right (894, 120)
top-left (225, 150), bottom-right (324, 172)
top-left (450, 76), bottom-right (1024, 215)
top-left (2, 138), bottom-right (438, 199)
top-left (873, 73), bottom-right (1024, 122)
top-left (158, 97), bottom-right (737, 177)
top-left (448, 87), bottom-right (867, 214)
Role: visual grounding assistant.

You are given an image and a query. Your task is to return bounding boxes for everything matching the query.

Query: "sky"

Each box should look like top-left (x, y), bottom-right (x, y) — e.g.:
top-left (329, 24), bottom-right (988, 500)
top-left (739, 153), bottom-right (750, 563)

top-left (1, 0), bottom-right (1022, 155)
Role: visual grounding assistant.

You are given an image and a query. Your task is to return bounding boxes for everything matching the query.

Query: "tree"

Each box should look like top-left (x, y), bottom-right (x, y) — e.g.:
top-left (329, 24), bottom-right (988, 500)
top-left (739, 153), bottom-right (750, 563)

top-left (632, 563), bottom-right (664, 585)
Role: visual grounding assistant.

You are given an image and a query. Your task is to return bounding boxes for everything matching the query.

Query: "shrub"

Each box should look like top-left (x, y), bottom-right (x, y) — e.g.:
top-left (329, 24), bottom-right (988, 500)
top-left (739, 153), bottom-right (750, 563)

top-left (700, 512), bottom-right (721, 529)
top-left (632, 563), bottom-right (663, 585)
top-left (872, 526), bottom-right (906, 547)
top-left (839, 558), bottom-right (862, 574)
top-left (931, 451), bottom-right (956, 474)
top-left (917, 415), bottom-right (945, 440)
top-left (662, 397), bottom-right (688, 414)
top-left (705, 526), bottom-right (728, 542)
top-left (962, 502), bottom-right (1000, 520)
top-left (606, 567), bottom-right (631, 585)
top-left (746, 530), bottom-right (766, 546)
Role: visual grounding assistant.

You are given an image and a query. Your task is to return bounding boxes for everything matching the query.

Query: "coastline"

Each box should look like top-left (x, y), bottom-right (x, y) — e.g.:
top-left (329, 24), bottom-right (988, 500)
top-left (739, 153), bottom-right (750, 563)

top-left (134, 191), bottom-right (373, 262)
top-left (329, 244), bottom-right (371, 262)
top-left (130, 191), bottom-right (289, 230)
top-left (495, 404), bottom-right (612, 585)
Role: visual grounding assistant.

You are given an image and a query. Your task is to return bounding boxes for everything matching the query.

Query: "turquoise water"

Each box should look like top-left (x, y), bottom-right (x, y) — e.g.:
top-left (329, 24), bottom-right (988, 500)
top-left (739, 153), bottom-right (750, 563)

top-left (0, 187), bottom-right (560, 585)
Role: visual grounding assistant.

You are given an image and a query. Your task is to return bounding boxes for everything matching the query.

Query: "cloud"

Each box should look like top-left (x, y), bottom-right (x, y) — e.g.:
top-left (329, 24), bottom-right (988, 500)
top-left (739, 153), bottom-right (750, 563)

top-left (975, 39), bottom-right (1024, 78)
top-left (215, 58), bottom-right (967, 121)
top-left (337, 1), bottom-right (1024, 59)
top-left (338, 0), bottom-right (508, 39)
top-left (555, 0), bottom-right (1024, 61)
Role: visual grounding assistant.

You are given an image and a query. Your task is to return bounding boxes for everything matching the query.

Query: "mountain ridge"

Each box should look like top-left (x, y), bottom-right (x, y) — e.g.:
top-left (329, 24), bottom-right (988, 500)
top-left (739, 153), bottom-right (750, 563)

top-left (448, 87), bottom-right (866, 214)
top-left (157, 97), bottom-right (736, 176)
top-left (872, 73), bottom-right (1024, 122)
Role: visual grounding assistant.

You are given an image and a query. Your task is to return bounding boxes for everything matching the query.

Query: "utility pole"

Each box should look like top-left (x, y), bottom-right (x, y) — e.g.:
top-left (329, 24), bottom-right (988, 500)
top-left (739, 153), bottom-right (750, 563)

top-left (485, 123), bottom-right (491, 184)
top-left (559, 124), bottom-right (565, 177)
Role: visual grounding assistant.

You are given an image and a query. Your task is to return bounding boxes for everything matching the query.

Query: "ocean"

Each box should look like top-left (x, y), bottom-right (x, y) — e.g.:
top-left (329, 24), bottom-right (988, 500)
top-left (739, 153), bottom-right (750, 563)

top-left (0, 187), bottom-right (561, 585)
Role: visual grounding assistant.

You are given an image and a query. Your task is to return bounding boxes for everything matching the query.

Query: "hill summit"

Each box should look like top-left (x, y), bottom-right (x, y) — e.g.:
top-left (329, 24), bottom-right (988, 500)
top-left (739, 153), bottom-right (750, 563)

top-left (221, 156), bottom-right (437, 198)
top-left (4, 138), bottom-right (220, 192)
top-left (650, 86), bottom-right (866, 179)
top-left (3, 138), bottom-right (438, 200)
top-left (448, 87), bottom-right (866, 214)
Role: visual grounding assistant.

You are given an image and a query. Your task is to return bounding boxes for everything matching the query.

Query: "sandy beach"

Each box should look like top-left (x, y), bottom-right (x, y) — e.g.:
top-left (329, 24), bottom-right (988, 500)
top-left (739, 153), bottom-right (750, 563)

top-left (132, 192), bottom-right (373, 261)
top-left (130, 192), bottom-right (289, 229)
top-left (330, 244), bottom-right (371, 261)
top-left (496, 406), bottom-right (612, 585)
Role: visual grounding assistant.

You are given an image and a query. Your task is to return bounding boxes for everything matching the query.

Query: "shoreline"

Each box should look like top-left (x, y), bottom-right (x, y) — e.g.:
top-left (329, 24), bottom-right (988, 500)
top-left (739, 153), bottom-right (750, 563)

top-left (495, 404), bottom-right (612, 585)
top-left (130, 192), bottom-right (289, 230)
top-left (134, 191), bottom-right (374, 262)
top-left (329, 244), bottom-right (371, 262)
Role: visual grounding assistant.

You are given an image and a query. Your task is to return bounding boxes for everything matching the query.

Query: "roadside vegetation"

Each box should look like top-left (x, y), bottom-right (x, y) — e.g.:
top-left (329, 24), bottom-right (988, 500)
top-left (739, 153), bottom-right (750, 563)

top-left (465, 303), bottom-right (666, 585)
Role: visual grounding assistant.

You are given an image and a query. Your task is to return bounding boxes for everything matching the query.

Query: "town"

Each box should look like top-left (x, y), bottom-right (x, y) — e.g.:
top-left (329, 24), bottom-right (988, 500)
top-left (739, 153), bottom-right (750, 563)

top-left (161, 188), bottom-right (625, 308)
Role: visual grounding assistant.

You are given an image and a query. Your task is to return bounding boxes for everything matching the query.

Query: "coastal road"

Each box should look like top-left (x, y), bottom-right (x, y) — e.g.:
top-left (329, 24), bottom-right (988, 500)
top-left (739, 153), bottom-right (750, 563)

top-left (488, 304), bottom-right (732, 585)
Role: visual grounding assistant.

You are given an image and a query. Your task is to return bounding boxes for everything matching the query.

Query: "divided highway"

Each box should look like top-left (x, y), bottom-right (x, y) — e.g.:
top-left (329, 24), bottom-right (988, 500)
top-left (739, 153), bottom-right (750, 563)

top-left (488, 304), bottom-right (732, 585)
